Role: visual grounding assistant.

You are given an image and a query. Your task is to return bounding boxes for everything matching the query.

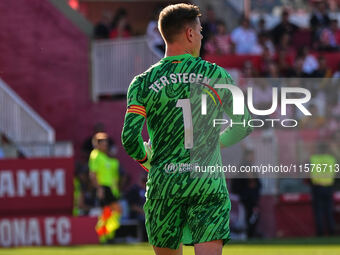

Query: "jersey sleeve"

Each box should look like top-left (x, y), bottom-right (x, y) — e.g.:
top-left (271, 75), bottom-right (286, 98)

top-left (121, 76), bottom-right (148, 162)
top-left (217, 67), bottom-right (253, 147)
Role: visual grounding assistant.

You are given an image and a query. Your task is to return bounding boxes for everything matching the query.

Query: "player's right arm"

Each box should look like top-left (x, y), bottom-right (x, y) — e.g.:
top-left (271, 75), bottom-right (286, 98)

top-left (218, 67), bottom-right (253, 147)
top-left (121, 77), bottom-right (151, 171)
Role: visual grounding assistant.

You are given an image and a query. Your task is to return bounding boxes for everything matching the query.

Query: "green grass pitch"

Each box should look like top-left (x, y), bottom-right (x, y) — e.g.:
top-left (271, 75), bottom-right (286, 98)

top-left (1, 239), bottom-right (340, 255)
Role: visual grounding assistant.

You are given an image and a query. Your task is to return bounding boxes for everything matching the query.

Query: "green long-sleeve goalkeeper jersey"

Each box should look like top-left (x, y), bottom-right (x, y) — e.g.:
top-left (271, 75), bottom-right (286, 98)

top-left (121, 54), bottom-right (252, 199)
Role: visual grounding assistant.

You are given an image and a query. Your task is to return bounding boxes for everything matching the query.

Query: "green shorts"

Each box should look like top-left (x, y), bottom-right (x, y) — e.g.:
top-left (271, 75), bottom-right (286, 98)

top-left (144, 193), bottom-right (231, 249)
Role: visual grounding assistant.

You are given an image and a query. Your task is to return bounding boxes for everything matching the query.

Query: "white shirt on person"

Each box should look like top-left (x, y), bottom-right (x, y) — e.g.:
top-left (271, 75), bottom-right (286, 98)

top-left (231, 26), bottom-right (258, 54)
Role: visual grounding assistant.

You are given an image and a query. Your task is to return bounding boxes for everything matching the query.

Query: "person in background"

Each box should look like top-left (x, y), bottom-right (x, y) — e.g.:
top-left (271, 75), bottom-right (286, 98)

top-left (0, 136), bottom-right (4, 159)
top-left (74, 162), bottom-right (97, 216)
top-left (310, 1), bottom-right (331, 46)
top-left (94, 11), bottom-right (112, 39)
top-left (330, 130), bottom-right (340, 159)
top-left (239, 61), bottom-right (258, 90)
top-left (231, 16), bottom-right (258, 55)
top-left (321, 101), bottom-right (340, 137)
top-left (296, 46), bottom-right (319, 75)
top-left (277, 32), bottom-right (295, 56)
top-left (276, 49), bottom-right (294, 76)
top-left (253, 32), bottom-right (275, 56)
top-left (310, 142), bottom-right (337, 236)
top-left (232, 149), bottom-right (261, 238)
top-left (89, 132), bottom-right (121, 242)
top-left (260, 46), bottom-right (275, 75)
top-left (204, 20), bottom-right (233, 55)
top-left (256, 17), bottom-right (267, 34)
top-left (201, 5), bottom-right (219, 56)
top-left (265, 61), bottom-right (280, 78)
top-left (110, 8), bottom-right (132, 39)
top-left (290, 56), bottom-right (310, 77)
top-left (147, 5), bottom-right (165, 58)
top-left (312, 55), bottom-right (332, 78)
top-left (0, 147), bottom-right (4, 158)
top-left (332, 61), bottom-right (340, 79)
top-left (332, 19), bottom-right (340, 45)
top-left (319, 19), bottom-right (340, 51)
top-left (126, 172), bottom-right (148, 241)
top-left (270, 9), bottom-right (298, 46)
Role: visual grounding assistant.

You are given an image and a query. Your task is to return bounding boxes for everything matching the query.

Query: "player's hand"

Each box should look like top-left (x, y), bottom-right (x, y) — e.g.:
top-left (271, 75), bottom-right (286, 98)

top-left (140, 140), bottom-right (153, 172)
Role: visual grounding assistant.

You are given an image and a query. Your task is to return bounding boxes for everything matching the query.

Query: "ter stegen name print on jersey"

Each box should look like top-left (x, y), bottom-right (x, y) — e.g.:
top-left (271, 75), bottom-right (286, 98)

top-left (121, 53), bottom-right (252, 199)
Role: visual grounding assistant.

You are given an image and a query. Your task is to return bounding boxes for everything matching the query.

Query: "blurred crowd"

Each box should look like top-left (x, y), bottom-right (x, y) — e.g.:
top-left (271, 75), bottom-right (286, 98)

top-left (198, 2), bottom-right (340, 141)
top-left (93, 3), bottom-right (340, 140)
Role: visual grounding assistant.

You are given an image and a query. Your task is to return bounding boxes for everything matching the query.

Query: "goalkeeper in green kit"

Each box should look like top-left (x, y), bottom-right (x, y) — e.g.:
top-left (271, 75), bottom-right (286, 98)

top-left (121, 3), bottom-right (252, 255)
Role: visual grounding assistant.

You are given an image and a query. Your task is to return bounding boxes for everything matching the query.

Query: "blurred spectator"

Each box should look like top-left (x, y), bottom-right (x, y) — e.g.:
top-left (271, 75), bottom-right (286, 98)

top-left (260, 46), bottom-right (276, 75)
top-left (231, 17), bottom-right (258, 54)
top-left (265, 61), bottom-right (280, 78)
top-left (204, 20), bottom-right (233, 55)
top-left (74, 162), bottom-right (96, 216)
top-left (332, 19), bottom-right (340, 45)
top-left (313, 55), bottom-right (332, 78)
top-left (277, 49), bottom-right (295, 76)
top-left (290, 56), bottom-right (309, 77)
top-left (310, 142), bottom-right (337, 236)
top-left (146, 6), bottom-right (165, 58)
top-left (271, 10), bottom-right (299, 46)
top-left (94, 11), bottom-right (112, 39)
top-left (277, 33), bottom-right (295, 55)
top-left (126, 172), bottom-right (146, 219)
top-left (319, 19), bottom-right (340, 51)
top-left (310, 1), bottom-right (331, 46)
top-left (0, 136), bottom-right (4, 159)
top-left (332, 61), bottom-right (340, 82)
top-left (126, 172), bottom-right (148, 241)
top-left (110, 8), bottom-right (132, 39)
top-left (256, 16), bottom-right (268, 34)
top-left (296, 47), bottom-right (319, 75)
top-left (239, 61), bottom-right (257, 90)
top-left (253, 32), bottom-right (275, 56)
top-left (330, 130), bottom-right (340, 158)
top-left (232, 149), bottom-right (262, 238)
top-left (201, 5), bottom-right (219, 56)
top-left (89, 132), bottom-right (122, 241)
top-left (321, 102), bottom-right (340, 137)
top-left (242, 61), bottom-right (258, 78)
top-left (300, 104), bottom-right (326, 129)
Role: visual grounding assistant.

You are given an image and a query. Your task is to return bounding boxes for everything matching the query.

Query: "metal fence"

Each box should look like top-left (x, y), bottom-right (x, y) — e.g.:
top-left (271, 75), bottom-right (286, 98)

top-left (1, 142), bottom-right (73, 158)
top-left (0, 78), bottom-right (55, 156)
top-left (91, 36), bottom-right (160, 100)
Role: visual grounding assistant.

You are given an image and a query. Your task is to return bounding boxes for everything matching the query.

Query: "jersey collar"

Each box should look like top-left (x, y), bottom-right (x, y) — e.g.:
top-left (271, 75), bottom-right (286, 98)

top-left (161, 54), bottom-right (193, 62)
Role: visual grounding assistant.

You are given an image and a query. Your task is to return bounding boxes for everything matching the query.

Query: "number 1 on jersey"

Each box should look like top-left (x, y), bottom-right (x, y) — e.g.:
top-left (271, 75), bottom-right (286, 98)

top-left (176, 99), bottom-right (193, 149)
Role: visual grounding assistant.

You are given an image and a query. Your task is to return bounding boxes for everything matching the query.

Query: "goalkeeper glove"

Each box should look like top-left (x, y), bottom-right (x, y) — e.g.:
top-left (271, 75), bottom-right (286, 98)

top-left (138, 140), bottom-right (153, 172)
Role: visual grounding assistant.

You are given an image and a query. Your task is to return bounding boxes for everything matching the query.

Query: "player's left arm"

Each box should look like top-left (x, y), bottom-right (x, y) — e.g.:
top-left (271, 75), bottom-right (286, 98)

top-left (218, 67), bottom-right (253, 148)
top-left (121, 77), bottom-right (151, 171)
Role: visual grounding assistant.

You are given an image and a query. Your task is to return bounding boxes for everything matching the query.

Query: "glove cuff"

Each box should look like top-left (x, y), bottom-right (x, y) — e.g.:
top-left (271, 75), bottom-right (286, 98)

top-left (136, 152), bottom-right (148, 164)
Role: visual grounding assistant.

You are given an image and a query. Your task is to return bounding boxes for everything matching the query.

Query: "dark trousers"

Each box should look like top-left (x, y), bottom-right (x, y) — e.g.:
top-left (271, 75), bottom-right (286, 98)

top-left (311, 185), bottom-right (335, 236)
